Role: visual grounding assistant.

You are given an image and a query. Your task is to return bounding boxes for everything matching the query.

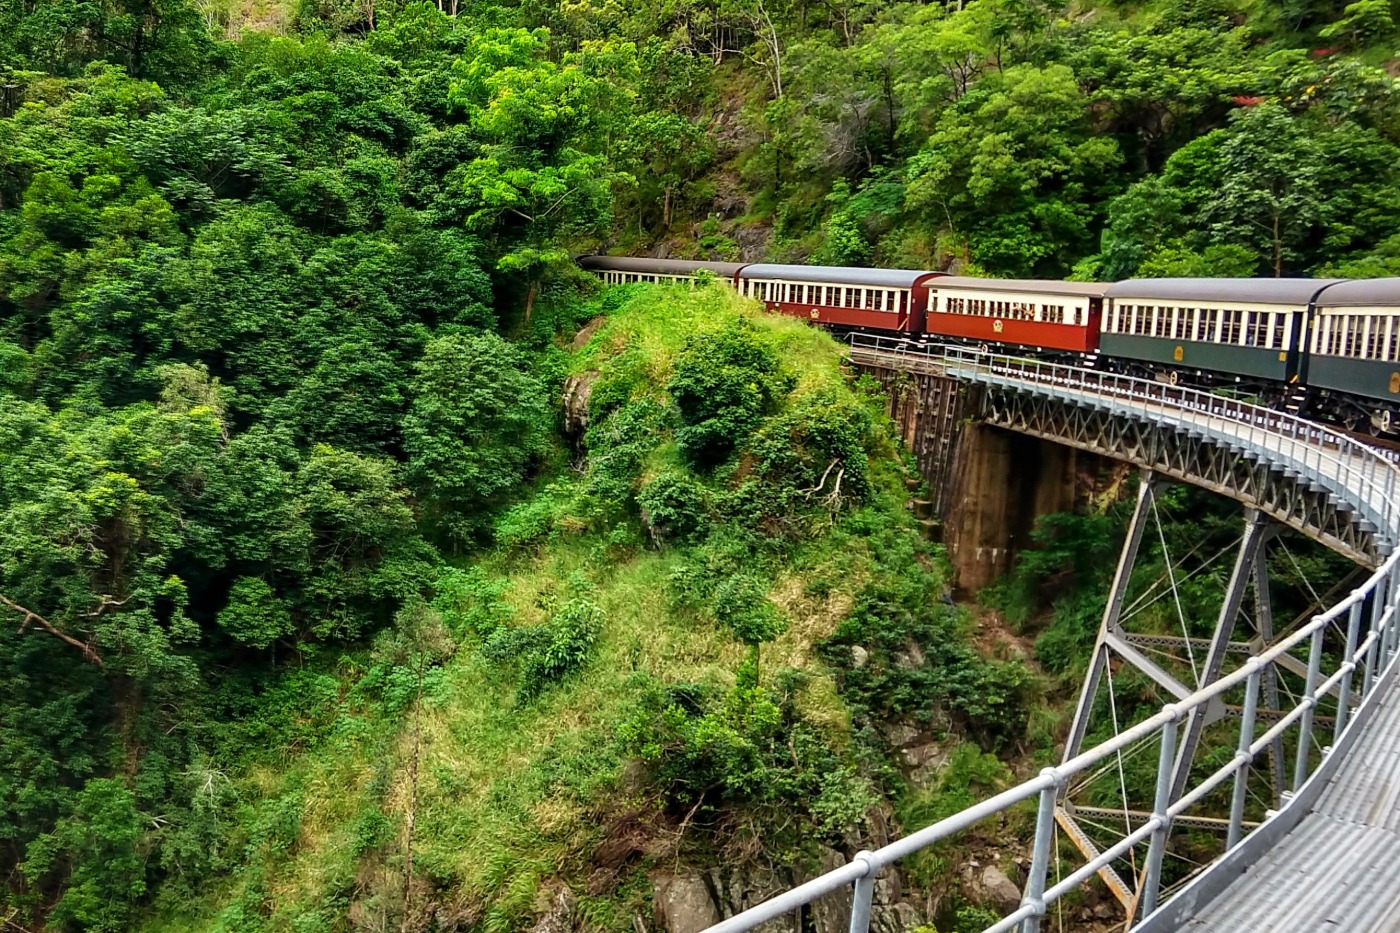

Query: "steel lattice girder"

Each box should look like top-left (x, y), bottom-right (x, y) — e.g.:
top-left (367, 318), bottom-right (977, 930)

top-left (975, 386), bottom-right (1384, 568)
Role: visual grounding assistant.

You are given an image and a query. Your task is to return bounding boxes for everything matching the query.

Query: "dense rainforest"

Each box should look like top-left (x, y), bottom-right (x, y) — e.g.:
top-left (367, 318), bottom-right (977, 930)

top-left (0, 0), bottom-right (1395, 930)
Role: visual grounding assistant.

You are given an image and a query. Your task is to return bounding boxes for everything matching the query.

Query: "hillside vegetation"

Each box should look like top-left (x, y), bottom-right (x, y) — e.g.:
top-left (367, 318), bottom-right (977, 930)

top-left (0, 0), bottom-right (1394, 930)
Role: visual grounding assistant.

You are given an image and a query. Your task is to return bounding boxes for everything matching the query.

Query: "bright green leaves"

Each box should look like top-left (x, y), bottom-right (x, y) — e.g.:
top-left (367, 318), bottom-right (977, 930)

top-left (0, 396), bottom-right (205, 685)
top-left (448, 28), bottom-right (630, 278)
top-left (403, 332), bottom-right (549, 544)
top-left (1319, 0), bottom-right (1397, 47)
top-left (667, 318), bottom-right (792, 470)
top-left (907, 63), bottom-right (1120, 276)
top-left (1098, 103), bottom-right (1400, 277)
top-left (22, 778), bottom-right (147, 933)
top-left (217, 578), bottom-right (294, 650)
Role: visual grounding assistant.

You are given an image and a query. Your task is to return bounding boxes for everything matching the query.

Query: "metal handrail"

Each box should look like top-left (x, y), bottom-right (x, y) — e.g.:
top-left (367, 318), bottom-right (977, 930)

top-left (701, 337), bottom-right (1400, 933)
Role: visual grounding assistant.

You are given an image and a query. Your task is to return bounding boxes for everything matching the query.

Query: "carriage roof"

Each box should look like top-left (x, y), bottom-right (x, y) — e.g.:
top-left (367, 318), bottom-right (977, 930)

top-left (738, 264), bottom-right (939, 288)
top-left (1105, 278), bottom-right (1342, 305)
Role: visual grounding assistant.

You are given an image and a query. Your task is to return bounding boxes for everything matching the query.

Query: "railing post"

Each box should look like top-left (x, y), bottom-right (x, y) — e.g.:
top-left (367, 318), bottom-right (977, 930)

top-left (848, 852), bottom-right (876, 933)
top-left (1229, 666), bottom-right (1262, 851)
top-left (1142, 711), bottom-right (1180, 918)
top-left (1364, 583), bottom-right (1382, 698)
top-left (1019, 773), bottom-right (1060, 933)
top-left (1390, 574), bottom-right (1400, 664)
top-left (1336, 600), bottom-right (1364, 741)
top-left (1294, 625), bottom-right (1325, 792)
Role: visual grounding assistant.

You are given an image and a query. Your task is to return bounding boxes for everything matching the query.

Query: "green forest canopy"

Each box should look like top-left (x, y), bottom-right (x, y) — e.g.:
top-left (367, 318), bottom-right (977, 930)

top-left (0, 0), bottom-right (1397, 929)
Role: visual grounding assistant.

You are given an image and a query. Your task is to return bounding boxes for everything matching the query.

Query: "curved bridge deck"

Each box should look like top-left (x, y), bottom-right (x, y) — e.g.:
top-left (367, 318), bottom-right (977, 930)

top-left (1149, 674), bottom-right (1400, 932)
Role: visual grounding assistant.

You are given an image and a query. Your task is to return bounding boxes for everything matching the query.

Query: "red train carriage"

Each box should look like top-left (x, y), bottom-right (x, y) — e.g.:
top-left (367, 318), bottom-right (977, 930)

top-left (737, 264), bottom-right (942, 334)
top-left (925, 277), bottom-right (1107, 354)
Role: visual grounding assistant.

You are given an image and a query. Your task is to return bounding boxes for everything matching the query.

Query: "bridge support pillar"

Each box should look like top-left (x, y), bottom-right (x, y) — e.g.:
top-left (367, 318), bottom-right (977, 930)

top-left (857, 363), bottom-right (1109, 593)
top-left (943, 425), bottom-right (1083, 592)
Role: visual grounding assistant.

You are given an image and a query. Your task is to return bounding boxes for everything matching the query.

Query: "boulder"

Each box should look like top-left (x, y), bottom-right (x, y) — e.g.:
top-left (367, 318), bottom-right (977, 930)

top-left (881, 722), bottom-right (920, 748)
top-left (980, 865), bottom-right (1023, 913)
top-left (807, 849), bottom-right (851, 933)
top-left (653, 873), bottom-right (721, 933)
top-left (561, 370), bottom-right (598, 444)
top-left (870, 902), bottom-right (923, 933)
top-left (531, 885), bottom-right (577, 933)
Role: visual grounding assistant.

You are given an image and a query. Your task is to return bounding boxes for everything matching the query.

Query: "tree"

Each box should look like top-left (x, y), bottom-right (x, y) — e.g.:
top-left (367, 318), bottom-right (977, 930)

top-left (449, 28), bottom-right (630, 312)
top-left (1203, 106), bottom-right (1328, 276)
top-left (403, 333), bottom-right (548, 544)
top-left (1319, 0), bottom-right (1396, 48)
top-left (905, 63), bottom-right (1121, 276)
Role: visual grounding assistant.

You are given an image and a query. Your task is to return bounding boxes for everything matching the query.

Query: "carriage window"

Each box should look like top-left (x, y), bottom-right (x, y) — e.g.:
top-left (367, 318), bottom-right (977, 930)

top-left (1196, 308), bottom-right (1215, 342)
top-left (1388, 317), bottom-right (1400, 362)
top-left (1365, 316), bottom-right (1382, 359)
top-left (1221, 310), bottom-right (1241, 345)
top-left (1246, 311), bottom-right (1270, 347)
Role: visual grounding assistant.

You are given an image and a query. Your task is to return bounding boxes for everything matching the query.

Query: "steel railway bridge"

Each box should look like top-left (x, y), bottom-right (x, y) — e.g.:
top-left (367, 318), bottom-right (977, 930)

top-left (702, 336), bottom-right (1400, 933)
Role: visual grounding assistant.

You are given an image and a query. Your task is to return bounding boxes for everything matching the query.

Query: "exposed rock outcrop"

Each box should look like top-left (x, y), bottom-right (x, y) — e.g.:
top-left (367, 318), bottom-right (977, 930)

top-left (562, 370), bottom-right (598, 445)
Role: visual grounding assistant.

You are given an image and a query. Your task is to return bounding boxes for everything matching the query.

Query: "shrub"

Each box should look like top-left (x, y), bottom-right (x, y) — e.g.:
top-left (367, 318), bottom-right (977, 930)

top-left (712, 573), bottom-right (788, 646)
top-left (637, 472), bottom-right (711, 545)
top-left (217, 576), bottom-right (294, 649)
top-left (667, 319), bottom-right (793, 469)
top-left (481, 596), bottom-right (605, 702)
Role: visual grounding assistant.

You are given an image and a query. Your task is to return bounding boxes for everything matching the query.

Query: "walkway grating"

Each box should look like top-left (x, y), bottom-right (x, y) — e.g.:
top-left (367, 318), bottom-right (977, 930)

top-left (1170, 680), bottom-right (1400, 931)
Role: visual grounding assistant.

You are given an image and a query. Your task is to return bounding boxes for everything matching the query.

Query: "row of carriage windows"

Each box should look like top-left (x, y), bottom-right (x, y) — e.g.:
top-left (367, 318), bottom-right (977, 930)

top-left (1313, 313), bottom-right (1400, 362)
top-left (743, 280), bottom-right (908, 312)
top-left (933, 295), bottom-right (1081, 325)
top-left (599, 272), bottom-right (911, 311)
top-left (1109, 304), bottom-right (1293, 350)
top-left (600, 272), bottom-right (697, 285)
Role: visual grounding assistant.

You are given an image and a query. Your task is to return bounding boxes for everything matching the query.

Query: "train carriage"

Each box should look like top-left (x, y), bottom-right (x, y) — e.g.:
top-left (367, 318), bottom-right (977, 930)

top-left (737, 264), bottom-right (941, 333)
top-left (576, 256), bottom-right (748, 286)
top-left (924, 277), bottom-right (1106, 354)
top-left (1101, 278), bottom-right (1340, 384)
top-left (1306, 278), bottom-right (1400, 430)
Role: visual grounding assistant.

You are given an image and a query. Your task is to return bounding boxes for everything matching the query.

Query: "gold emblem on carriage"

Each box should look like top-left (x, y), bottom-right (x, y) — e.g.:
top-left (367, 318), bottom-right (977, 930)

top-left (1173, 346), bottom-right (1184, 362)
top-left (810, 309), bottom-right (819, 320)
top-left (1390, 372), bottom-right (1399, 394)
top-left (993, 319), bottom-right (1003, 333)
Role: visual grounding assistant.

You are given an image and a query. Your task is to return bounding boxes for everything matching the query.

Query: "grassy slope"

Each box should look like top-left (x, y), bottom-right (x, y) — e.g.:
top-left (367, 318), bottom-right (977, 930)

top-left (139, 285), bottom-right (992, 933)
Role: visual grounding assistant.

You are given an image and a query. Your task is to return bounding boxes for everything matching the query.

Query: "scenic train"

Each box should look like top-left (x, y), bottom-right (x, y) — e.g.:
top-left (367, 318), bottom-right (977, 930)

top-left (578, 256), bottom-right (1400, 436)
